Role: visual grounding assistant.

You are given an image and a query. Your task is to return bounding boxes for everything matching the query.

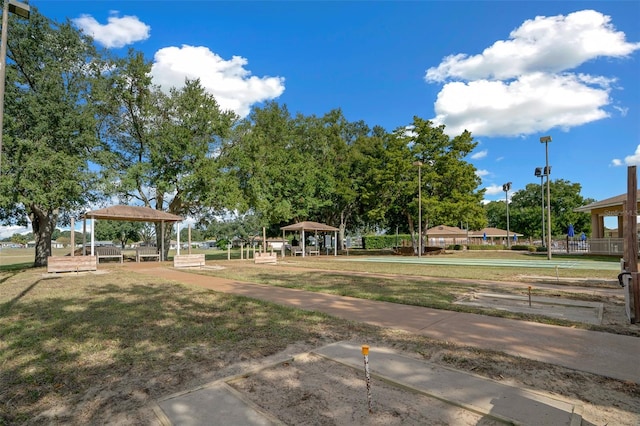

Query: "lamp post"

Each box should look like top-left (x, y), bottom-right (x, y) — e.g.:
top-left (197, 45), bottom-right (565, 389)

top-left (413, 161), bottom-right (423, 257)
top-left (534, 167), bottom-right (547, 247)
top-left (0, 0), bottom-right (30, 175)
top-left (540, 136), bottom-right (552, 260)
top-left (502, 182), bottom-right (512, 248)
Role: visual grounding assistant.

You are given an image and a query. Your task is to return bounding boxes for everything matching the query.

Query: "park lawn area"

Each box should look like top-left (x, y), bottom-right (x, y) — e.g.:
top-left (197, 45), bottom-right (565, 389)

top-left (0, 253), bottom-right (637, 425)
top-left (282, 251), bottom-right (619, 281)
top-left (192, 254), bottom-right (628, 333)
top-left (199, 251), bottom-right (620, 286)
top-left (0, 267), bottom-right (379, 424)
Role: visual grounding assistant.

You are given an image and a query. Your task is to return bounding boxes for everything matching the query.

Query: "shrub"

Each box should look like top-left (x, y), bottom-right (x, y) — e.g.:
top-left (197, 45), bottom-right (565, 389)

top-left (510, 245), bottom-right (533, 251)
top-left (467, 244), bottom-right (506, 251)
top-left (362, 235), bottom-right (411, 250)
top-left (216, 239), bottom-right (229, 250)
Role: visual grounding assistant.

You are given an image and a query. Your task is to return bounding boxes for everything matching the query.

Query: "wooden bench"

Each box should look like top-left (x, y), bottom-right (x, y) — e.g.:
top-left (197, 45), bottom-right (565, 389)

top-left (306, 246), bottom-right (320, 256)
top-left (136, 247), bottom-right (160, 262)
top-left (254, 252), bottom-right (277, 264)
top-left (96, 246), bottom-right (123, 263)
top-left (47, 256), bottom-right (97, 273)
top-left (173, 254), bottom-right (205, 268)
top-left (291, 246), bottom-right (304, 256)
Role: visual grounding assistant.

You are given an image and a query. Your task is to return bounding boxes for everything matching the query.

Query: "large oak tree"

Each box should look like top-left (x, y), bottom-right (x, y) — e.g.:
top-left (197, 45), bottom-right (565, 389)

top-left (0, 9), bottom-right (104, 266)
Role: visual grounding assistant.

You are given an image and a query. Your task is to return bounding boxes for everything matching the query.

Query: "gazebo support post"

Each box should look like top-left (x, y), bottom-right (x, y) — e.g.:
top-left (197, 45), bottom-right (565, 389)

top-left (302, 230), bottom-right (305, 257)
top-left (176, 223), bottom-right (181, 256)
top-left (82, 218), bottom-right (86, 256)
top-left (70, 217), bottom-right (75, 257)
top-left (90, 216), bottom-right (95, 256)
top-left (161, 221), bottom-right (165, 261)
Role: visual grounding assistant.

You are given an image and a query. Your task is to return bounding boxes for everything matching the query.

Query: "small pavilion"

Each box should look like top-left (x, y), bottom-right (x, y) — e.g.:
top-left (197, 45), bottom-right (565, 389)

top-left (82, 205), bottom-right (183, 261)
top-left (280, 221), bottom-right (339, 256)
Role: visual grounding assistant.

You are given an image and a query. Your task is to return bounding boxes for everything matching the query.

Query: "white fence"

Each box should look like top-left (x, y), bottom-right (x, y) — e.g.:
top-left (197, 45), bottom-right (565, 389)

top-left (586, 238), bottom-right (625, 255)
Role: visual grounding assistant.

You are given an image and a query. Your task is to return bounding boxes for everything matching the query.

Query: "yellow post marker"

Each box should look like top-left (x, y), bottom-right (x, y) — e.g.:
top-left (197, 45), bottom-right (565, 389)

top-left (361, 345), bottom-right (372, 413)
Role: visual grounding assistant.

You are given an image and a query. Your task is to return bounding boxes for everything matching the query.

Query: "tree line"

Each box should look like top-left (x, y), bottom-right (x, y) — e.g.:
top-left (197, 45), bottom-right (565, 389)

top-left (0, 8), bottom-right (591, 266)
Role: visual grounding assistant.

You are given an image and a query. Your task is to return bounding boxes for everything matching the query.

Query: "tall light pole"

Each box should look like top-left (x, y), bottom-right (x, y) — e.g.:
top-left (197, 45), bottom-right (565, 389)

top-left (0, 0), bottom-right (30, 175)
top-left (534, 167), bottom-right (546, 248)
top-left (502, 182), bottom-right (512, 248)
top-left (540, 136), bottom-right (552, 259)
top-left (413, 161), bottom-right (423, 257)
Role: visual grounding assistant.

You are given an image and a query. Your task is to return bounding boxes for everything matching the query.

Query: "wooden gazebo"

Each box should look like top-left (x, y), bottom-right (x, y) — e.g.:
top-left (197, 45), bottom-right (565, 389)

top-left (280, 221), bottom-right (339, 257)
top-left (82, 205), bottom-right (183, 261)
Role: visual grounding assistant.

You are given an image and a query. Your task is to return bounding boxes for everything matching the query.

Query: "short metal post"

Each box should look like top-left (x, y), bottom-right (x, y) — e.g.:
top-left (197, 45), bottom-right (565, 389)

top-left (361, 345), bottom-right (372, 413)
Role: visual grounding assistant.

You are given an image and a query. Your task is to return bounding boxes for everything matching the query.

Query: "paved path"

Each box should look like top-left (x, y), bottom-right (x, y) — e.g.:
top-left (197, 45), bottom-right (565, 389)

top-left (126, 263), bottom-right (640, 384)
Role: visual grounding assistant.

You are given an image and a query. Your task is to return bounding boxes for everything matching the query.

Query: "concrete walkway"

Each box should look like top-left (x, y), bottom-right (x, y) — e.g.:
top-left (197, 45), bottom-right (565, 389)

top-left (125, 263), bottom-right (640, 385)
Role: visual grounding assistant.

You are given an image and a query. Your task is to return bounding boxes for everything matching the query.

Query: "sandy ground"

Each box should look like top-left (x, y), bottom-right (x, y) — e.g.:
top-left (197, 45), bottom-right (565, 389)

top-left (228, 352), bottom-right (503, 425)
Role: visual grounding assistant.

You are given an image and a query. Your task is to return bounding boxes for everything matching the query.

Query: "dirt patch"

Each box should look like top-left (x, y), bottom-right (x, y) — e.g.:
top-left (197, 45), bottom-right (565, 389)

top-left (228, 352), bottom-right (501, 425)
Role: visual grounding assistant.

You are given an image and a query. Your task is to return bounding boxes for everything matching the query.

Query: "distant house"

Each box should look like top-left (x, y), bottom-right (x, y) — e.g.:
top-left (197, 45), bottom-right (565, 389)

top-left (27, 240), bottom-right (65, 249)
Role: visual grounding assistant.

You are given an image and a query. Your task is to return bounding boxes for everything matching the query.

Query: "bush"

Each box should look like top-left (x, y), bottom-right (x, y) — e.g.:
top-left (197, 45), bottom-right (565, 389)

top-left (467, 244), bottom-right (506, 251)
top-left (536, 246), bottom-right (548, 253)
top-left (216, 239), bottom-right (229, 250)
top-left (447, 244), bottom-right (463, 251)
top-left (510, 245), bottom-right (533, 251)
top-left (362, 235), bottom-right (411, 250)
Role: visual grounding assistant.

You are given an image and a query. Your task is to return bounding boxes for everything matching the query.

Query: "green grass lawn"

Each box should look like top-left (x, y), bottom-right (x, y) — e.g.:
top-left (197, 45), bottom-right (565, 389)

top-left (0, 248), bottom-right (635, 424)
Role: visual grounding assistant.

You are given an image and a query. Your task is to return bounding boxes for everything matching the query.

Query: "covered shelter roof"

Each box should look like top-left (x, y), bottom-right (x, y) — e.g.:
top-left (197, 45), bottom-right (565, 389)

top-left (426, 225), bottom-right (466, 237)
top-left (83, 205), bottom-right (183, 223)
top-left (81, 205), bottom-right (183, 262)
top-left (280, 221), bottom-right (339, 257)
top-left (280, 221), bottom-right (339, 232)
top-left (574, 191), bottom-right (640, 214)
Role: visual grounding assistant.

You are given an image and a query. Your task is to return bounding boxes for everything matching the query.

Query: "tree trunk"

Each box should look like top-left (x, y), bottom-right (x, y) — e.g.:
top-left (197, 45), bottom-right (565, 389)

top-left (29, 205), bottom-right (58, 267)
top-left (407, 211), bottom-right (416, 252)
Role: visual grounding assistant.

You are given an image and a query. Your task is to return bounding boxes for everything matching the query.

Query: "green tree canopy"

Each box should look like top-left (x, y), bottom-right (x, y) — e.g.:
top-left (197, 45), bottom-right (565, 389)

top-left (96, 50), bottom-right (238, 257)
top-left (0, 9), bottom-right (104, 266)
top-left (486, 179), bottom-right (594, 239)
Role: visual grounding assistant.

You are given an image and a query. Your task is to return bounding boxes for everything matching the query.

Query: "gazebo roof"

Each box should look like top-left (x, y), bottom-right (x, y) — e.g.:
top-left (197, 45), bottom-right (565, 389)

top-left (280, 221), bottom-right (339, 232)
top-left (83, 205), bottom-right (183, 223)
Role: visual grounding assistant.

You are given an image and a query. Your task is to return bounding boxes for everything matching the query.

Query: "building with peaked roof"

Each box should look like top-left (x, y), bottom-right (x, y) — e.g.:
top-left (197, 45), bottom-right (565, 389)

top-left (574, 191), bottom-right (640, 238)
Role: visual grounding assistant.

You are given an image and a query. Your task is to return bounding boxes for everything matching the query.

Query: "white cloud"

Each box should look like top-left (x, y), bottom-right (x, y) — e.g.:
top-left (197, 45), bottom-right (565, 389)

top-left (471, 149), bottom-right (488, 160)
top-left (432, 72), bottom-right (610, 137)
top-left (612, 145), bottom-right (640, 167)
top-left (425, 10), bottom-right (640, 137)
top-left (484, 184), bottom-right (504, 196)
top-left (73, 12), bottom-right (150, 48)
top-left (151, 45), bottom-right (285, 118)
top-left (0, 225), bottom-right (30, 240)
top-left (475, 169), bottom-right (490, 178)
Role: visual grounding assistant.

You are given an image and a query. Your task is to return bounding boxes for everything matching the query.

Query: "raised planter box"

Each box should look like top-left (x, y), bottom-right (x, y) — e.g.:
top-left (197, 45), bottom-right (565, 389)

top-left (254, 252), bottom-right (277, 264)
top-left (47, 256), bottom-right (97, 273)
top-left (173, 254), bottom-right (206, 268)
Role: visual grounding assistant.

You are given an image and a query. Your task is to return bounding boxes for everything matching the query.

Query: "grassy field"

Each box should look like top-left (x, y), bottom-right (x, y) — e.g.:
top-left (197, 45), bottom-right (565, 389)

top-left (0, 247), bottom-right (636, 424)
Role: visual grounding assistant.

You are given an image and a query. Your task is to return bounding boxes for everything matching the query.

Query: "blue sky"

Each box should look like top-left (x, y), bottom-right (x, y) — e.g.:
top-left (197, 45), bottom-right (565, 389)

top-left (4, 1), bottom-right (640, 237)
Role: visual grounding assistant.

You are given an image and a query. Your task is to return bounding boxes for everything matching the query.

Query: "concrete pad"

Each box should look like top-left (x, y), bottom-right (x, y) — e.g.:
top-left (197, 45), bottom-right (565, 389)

top-left (313, 342), bottom-right (582, 426)
top-left (155, 382), bottom-right (280, 426)
top-left (454, 292), bottom-right (604, 325)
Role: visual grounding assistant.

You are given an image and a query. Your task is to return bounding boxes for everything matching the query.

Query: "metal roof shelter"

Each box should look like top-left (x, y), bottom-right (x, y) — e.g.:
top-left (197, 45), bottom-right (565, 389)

top-left (82, 205), bottom-right (183, 261)
top-left (280, 221), bottom-right (339, 257)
